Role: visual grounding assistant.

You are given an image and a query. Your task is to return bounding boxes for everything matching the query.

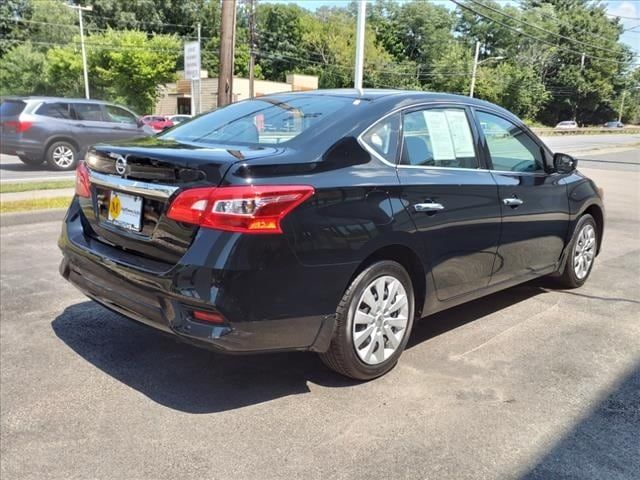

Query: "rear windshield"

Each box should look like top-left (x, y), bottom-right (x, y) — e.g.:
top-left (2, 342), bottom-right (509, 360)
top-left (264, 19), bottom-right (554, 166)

top-left (0, 100), bottom-right (26, 117)
top-left (159, 96), bottom-right (354, 145)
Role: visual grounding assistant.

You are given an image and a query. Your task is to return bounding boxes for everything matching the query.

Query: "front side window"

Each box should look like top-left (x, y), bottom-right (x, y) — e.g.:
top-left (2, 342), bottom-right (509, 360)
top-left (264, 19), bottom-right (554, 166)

top-left (37, 102), bottom-right (73, 119)
top-left (361, 113), bottom-right (400, 163)
top-left (159, 95), bottom-right (355, 146)
top-left (105, 105), bottom-right (137, 124)
top-left (73, 103), bottom-right (104, 121)
top-left (477, 111), bottom-right (544, 172)
top-left (400, 108), bottom-right (477, 169)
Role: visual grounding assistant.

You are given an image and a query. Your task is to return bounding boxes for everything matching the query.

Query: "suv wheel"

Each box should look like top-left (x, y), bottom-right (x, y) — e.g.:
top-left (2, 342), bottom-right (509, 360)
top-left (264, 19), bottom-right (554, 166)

top-left (320, 260), bottom-right (415, 380)
top-left (18, 155), bottom-right (44, 167)
top-left (47, 141), bottom-right (77, 171)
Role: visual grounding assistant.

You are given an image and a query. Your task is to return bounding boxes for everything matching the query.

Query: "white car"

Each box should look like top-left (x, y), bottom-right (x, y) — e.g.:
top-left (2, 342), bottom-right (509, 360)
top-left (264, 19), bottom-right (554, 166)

top-left (167, 114), bottom-right (192, 124)
top-left (555, 120), bottom-right (578, 129)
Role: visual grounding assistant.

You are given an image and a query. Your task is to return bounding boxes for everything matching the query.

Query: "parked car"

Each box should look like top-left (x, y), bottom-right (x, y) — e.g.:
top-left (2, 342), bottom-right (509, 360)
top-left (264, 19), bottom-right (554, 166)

top-left (167, 114), bottom-right (192, 124)
top-left (603, 120), bottom-right (624, 128)
top-left (0, 97), bottom-right (154, 171)
top-left (59, 90), bottom-right (605, 380)
top-left (141, 115), bottom-right (174, 132)
top-left (555, 120), bottom-right (578, 129)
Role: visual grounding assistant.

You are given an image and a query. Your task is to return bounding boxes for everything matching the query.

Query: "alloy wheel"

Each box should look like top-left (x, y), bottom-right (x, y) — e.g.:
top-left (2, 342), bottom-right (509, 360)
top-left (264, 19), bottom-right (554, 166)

top-left (52, 145), bottom-right (75, 168)
top-left (574, 224), bottom-right (596, 280)
top-left (352, 275), bottom-right (409, 365)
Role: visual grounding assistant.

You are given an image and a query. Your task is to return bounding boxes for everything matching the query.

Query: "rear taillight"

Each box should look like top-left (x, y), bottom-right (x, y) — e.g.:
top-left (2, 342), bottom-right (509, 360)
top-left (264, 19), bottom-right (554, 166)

top-left (3, 120), bottom-right (32, 132)
top-left (167, 185), bottom-right (314, 234)
top-left (75, 162), bottom-right (91, 198)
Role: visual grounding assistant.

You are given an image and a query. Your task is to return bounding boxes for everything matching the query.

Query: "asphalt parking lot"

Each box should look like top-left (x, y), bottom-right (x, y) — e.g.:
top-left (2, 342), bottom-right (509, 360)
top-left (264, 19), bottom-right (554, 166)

top-left (1, 149), bottom-right (639, 479)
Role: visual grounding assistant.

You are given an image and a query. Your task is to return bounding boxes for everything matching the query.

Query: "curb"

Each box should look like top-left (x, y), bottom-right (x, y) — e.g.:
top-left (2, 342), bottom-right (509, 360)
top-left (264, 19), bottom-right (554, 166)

top-left (0, 209), bottom-right (67, 228)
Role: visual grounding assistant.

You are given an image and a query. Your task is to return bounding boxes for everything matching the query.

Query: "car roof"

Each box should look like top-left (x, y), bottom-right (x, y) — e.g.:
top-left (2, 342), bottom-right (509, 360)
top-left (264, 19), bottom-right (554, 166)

top-left (257, 88), bottom-right (518, 121)
top-left (5, 96), bottom-right (110, 105)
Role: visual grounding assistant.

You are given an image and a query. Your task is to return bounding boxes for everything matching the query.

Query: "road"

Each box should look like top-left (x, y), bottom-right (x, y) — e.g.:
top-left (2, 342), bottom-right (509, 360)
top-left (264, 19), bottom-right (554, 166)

top-left (1, 148), bottom-right (639, 479)
top-left (1, 133), bottom-right (638, 183)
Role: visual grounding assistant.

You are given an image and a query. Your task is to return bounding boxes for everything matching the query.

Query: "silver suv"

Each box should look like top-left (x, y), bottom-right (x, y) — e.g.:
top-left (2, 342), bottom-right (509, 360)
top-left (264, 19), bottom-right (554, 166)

top-left (0, 97), bottom-right (155, 171)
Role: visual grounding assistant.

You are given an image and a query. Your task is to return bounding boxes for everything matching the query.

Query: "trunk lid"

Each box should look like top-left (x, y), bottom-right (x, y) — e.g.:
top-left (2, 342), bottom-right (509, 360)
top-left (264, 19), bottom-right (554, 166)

top-left (80, 138), bottom-right (281, 265)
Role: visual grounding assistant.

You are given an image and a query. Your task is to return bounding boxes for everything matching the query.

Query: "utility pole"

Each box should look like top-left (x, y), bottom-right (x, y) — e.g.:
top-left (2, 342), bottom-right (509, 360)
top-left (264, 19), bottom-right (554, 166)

top-left (580, 52), bottom-right (585, 71)
top-left (197, 22), bottom-right (202, 114)
top-left (66, 4), bottom-right (93, 99)
top-left (618, 90), bottom-right (626, 123)
top-left (469, 42), bottom-right (504, 98)
top-left (469, 41), bottom-right (480, 98)
top-left (353, 0), bottom-right (366, 91)
top-left (248, 0), bottom-right (256, 98)
top-left (218, 0), bottom-right (237, 108)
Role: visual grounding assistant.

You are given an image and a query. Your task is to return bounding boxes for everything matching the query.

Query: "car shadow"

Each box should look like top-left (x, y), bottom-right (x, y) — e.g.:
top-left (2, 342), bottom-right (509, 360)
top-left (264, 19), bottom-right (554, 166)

top-left (0, 162), bottom-right (48, 172)
top-left (52, 282), bottom-right (548, 414)
top-left (519, 360), bottom-right (640, 479)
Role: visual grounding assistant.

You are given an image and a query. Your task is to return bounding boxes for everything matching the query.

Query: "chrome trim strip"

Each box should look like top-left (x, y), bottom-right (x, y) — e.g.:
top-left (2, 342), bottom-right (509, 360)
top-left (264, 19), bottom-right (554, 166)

top-left (88, 170), bottom-right (179, 199)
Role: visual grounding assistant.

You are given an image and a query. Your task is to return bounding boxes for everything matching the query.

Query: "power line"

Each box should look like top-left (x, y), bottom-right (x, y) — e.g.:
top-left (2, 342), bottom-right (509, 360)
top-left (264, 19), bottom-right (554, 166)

top-left (467, 0), bottom-right (631, 58)
top-left (512, 1), bottom-right (635, 45)
top-left (450, 0), bottom-right (630, 66)
top-left (0, 38), bottom-right (183, 53)
top-left (0, 16), bottom-right (217, 42)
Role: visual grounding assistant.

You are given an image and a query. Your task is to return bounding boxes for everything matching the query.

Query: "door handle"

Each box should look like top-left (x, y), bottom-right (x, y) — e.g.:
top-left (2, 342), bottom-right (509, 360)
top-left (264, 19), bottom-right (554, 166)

top-left (414, 202), bottom-right (445, 213)
top-left (503, 197), bottom-right (524, 207)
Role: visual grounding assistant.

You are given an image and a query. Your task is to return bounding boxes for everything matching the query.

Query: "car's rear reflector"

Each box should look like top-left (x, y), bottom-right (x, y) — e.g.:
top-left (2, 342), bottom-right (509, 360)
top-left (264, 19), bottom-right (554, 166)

top-left (167, 185), bottom-right (314, 234)
top-left (75, 162), bottom-right (91, 198)
top-left (192, 310), bottom-right (225, 324)
top-left (2, 120), bottom-right (32, 132)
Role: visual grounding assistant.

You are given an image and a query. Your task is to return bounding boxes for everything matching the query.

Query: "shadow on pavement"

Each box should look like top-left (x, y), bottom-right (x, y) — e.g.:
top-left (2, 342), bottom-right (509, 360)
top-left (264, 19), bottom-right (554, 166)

top-left (520, 361), bottom-right (640, 480)
top-left (52, 282), bottom-right (547, 414)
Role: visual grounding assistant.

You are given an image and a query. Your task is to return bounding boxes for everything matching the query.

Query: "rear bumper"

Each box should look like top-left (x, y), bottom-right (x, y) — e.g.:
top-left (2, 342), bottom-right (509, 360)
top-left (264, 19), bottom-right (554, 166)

top-left (0, 137), bottom-right (44, 158)
top-left (58, 199), bottom-right (346, 354)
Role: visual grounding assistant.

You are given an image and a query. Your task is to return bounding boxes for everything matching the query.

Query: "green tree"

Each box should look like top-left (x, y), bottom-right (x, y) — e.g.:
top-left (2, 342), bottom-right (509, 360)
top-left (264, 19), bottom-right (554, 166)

top-left (88, 30), bottom-right (181, 113)
top-left (0, 42), bottom-right (47, 95)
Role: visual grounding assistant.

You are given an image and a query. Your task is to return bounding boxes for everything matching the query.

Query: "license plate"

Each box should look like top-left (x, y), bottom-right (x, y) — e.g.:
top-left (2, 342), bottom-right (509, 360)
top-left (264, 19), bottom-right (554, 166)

top-left (107, 191), bottom-right (143, 232)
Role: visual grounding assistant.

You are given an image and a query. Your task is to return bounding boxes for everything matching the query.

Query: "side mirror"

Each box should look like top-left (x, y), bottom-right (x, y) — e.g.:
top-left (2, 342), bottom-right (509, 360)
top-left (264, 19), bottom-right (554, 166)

top-left (554, 152), bottom-right (577, 174)
top-left (136, 117), bottom-right (144, 128)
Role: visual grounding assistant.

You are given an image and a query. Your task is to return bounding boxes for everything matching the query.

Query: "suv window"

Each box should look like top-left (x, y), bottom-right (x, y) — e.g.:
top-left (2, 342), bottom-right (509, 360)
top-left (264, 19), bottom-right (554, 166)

top-left (361, 113), bottom-right (400, 163)
top-left (72, 103), bottom-right (105, 121)
top-left (104, 105), bottom-right (137, 124)
top-left (400, 108), bottom-right (477, 169)
top-left (477, 111), bottom-right (544, 173)
top-left (37, 102), bottom-right (73, 119)
top-left (0, 100), bottom-right (26, 117)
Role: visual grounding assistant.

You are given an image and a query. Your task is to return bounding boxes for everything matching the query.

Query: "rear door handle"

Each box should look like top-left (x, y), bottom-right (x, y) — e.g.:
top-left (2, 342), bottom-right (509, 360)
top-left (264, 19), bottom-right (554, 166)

top-left (503, 197), bottom-right (524, 207)
top-left (414, 202), bottom-right (445, 213)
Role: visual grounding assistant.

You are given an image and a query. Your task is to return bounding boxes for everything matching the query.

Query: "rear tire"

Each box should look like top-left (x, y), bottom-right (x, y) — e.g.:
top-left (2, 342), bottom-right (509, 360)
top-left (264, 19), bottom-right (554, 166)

top-left (18, 155), bottom-right (44, 166)
top-left (555, 214), bottom-right (598, 289)
top-left (319, 260), bottom-right (415, 380)
top-left (46, 141), bottom-right (77, 171)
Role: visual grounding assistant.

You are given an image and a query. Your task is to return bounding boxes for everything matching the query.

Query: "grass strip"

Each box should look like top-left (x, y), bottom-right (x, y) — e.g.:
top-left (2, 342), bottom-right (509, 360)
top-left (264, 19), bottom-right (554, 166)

top-left (0, 180), bottom-right (75, 194)
top-left (0, 197), bottom-right (72, 214)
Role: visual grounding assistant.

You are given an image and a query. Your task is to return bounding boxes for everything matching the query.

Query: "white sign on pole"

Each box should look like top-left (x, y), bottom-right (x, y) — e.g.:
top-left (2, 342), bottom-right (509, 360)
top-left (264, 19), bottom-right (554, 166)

top-left (184, 41), bottom-right (201, 80)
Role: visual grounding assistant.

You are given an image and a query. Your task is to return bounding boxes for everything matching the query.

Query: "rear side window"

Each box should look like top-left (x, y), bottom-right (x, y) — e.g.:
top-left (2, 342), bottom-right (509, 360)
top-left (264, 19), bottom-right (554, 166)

top-left (477, 111), bottom-right (544, 172)
top-left (104, 105), bottom-right (137, 124)
top-left (160, 95), bottom-right (355, 146)
top-left (37, 102), bottom-right (73, 119)
top-left (361, 113), bottom-right (400, 163)
top-left (400, 108), bottom-right (478, 169)
top-left (72, 103), bottom-right (104, 121)
top-left (0, 100), bottom-right (26, 117)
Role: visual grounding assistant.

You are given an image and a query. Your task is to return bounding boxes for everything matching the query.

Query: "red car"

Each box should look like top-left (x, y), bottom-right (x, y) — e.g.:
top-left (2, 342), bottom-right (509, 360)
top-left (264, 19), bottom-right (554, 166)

top-left (141, 115), bottom-right (174, 132)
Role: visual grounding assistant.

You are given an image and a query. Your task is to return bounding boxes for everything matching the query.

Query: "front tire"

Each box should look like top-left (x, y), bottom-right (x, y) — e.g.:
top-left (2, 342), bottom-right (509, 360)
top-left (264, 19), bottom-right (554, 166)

top-left (556, 214), bottom-right (598, 288)
top-left (46, 141), bottom-right (77, 171)
top-left (320, 261), bottom-right (415, 380)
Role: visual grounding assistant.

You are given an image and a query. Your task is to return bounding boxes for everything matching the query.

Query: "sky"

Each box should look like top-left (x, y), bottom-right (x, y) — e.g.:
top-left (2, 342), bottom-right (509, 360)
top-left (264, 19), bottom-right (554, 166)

top-left (267, 0), bottom-right (640, 59)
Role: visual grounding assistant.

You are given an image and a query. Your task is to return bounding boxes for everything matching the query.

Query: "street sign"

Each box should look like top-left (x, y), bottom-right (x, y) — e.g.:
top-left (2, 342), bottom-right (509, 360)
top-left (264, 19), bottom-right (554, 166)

top-left (184, 41), bottom-right (201, 80)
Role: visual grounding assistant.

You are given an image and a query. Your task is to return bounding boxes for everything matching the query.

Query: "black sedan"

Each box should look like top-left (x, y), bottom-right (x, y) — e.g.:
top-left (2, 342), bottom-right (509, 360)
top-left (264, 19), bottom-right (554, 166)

top-left (59, 89), bottom-right (604, 380)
